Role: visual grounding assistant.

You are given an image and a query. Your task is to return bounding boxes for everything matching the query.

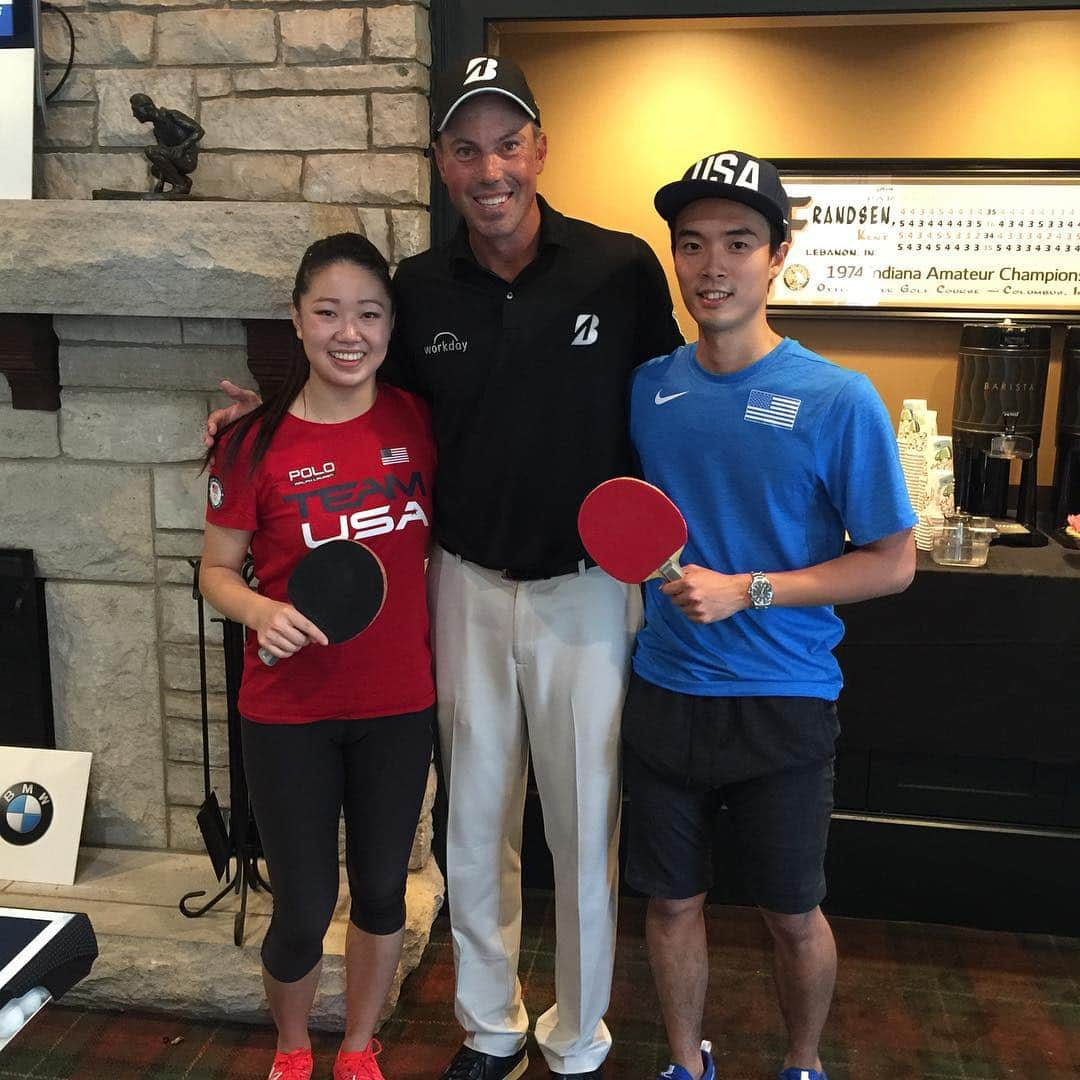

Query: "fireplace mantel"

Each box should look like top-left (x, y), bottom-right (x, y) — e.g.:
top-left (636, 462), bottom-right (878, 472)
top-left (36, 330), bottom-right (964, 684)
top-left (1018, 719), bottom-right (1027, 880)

top-left (0, 200), bottom-right (367, 320)
top-left (0, 200), bottom-right (371, 406)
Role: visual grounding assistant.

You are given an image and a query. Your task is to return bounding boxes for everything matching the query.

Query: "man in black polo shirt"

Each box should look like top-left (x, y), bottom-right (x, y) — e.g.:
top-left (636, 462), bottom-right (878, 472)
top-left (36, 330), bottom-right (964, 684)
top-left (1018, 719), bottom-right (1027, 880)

top-left (206, 56), bottom-right (681, 1080)
top-left (402, 58), bottom-right (680, 1080)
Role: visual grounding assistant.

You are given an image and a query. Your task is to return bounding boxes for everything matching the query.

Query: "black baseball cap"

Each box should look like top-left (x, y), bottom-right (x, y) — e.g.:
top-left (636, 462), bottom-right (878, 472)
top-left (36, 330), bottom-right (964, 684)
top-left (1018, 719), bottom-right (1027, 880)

top-left (431, 56), bottom-right (540, 136)
top-left (654, 150), bottom-right (790, 237)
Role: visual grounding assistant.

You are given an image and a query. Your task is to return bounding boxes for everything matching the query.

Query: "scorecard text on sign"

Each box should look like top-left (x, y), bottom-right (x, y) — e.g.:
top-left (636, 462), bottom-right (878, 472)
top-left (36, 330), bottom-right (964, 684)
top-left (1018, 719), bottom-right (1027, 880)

top-left (770, 164), bottom-right (1080, 317)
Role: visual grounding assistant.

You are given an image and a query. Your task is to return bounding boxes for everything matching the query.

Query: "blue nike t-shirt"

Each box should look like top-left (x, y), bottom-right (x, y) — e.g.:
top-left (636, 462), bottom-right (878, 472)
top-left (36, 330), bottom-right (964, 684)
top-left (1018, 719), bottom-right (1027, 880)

top-left (629, 337), bottom-right (915, 700)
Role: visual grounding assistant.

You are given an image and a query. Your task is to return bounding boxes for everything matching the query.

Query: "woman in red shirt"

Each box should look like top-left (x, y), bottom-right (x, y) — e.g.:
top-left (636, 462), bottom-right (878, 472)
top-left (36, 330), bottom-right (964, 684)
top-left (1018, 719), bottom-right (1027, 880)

top-left (200, 234), bottom-right (435, 1080)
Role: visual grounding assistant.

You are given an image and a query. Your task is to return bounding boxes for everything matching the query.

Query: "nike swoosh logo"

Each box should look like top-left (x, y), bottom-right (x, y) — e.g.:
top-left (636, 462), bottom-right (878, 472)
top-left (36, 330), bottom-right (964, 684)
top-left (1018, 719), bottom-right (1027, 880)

top-left (654, 390), bottom-right (689, 405)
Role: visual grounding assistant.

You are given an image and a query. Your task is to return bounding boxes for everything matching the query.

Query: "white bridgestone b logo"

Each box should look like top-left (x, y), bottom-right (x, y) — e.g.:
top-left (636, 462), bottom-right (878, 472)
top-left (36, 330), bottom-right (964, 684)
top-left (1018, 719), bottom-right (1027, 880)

top-left (571, 314), bottom-right (599, 346)
top-left (464, 57), bottom-right (498, 84)
top-left (425, 331), bottom-right (469, 355)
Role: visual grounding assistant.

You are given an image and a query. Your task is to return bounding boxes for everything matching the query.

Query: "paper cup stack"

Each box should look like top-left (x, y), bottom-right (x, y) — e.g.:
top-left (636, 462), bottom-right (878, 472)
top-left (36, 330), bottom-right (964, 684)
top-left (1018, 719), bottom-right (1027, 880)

top-left (917, 464), bottom-right (954, 550)
top-left (898, 400), bottom-right (931, 509)
top-left (897, 401), bottom-right (952, 551)
top-left (900, 445), bottom-right (928, 511)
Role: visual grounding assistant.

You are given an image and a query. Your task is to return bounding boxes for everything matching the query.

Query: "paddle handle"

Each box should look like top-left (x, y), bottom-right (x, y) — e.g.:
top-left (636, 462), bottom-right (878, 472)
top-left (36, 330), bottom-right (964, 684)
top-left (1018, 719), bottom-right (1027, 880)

top-left (258, 647), bottom-right (279, 667)
top-left (651, 548), bottom-right (684, 583)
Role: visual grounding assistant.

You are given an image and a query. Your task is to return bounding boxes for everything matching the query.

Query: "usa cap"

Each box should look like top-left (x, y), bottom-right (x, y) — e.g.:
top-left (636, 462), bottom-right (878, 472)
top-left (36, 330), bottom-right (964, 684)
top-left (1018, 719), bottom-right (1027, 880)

top-left (655, 150), bottom-right (790, 238)
top-left (432, 56), bottom-right (540, 136)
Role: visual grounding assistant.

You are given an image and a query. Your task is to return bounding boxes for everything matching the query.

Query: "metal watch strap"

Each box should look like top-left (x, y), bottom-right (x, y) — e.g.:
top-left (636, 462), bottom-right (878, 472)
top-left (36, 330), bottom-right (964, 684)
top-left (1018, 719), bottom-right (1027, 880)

top-left (748, 570), bottom-right (772, 611)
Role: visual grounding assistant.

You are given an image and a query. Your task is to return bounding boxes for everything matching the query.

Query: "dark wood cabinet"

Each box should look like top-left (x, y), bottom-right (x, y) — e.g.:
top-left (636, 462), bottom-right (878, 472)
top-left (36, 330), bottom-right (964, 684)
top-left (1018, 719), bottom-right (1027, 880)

top-left (512, 543), bottom-right (1080, 933)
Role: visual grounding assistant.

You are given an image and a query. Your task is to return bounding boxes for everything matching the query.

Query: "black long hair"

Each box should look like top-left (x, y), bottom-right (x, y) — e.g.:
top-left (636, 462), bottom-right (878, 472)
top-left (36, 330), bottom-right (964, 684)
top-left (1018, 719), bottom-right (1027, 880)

top-left (210, 232), bottom-right (393, 476)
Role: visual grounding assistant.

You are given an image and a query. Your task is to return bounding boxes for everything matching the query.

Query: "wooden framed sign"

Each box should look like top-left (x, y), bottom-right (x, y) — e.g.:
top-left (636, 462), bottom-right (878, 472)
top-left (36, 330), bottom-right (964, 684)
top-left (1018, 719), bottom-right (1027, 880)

top-left (770, 161), bottom-right (1080, 318)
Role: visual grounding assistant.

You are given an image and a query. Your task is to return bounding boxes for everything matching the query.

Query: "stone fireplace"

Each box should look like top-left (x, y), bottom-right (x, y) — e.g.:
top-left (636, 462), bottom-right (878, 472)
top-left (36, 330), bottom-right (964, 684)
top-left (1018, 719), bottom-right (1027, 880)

top-left (0, 199), bottom-right (442, 1022)
top-left (2, 0), bottom-right (441, 1023)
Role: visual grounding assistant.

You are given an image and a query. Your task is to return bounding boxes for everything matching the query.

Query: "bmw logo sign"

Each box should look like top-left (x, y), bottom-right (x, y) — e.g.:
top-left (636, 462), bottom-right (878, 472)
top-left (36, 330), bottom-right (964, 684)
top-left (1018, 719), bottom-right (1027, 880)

top-left (1, 782), bottom-right (54, 846)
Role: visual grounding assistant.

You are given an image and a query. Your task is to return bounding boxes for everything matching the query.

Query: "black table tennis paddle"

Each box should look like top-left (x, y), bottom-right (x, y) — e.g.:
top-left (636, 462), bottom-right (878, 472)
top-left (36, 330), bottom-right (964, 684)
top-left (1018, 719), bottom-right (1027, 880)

top-left (258, 540), bottom-right (387, 667)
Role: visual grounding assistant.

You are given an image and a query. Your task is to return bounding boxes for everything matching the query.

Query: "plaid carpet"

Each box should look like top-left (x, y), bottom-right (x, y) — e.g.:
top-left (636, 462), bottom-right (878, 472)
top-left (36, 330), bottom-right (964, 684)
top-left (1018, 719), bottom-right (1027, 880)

top-left (2, 892), bottom-right (1077, 1079)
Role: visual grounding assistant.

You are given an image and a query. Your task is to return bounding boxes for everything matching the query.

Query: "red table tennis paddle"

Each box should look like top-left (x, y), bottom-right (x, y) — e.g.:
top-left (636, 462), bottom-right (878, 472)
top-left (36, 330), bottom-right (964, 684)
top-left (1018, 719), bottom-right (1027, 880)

top-left (577, 477), bottom-right (687, 584)
top-left (258, 539), bottom-right (387, 667)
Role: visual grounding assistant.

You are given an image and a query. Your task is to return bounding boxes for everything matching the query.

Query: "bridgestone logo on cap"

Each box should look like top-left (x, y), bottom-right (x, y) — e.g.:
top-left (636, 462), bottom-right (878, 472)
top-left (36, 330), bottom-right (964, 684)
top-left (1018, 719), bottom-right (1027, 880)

top-left (464, 57), bottom-right (499, 84)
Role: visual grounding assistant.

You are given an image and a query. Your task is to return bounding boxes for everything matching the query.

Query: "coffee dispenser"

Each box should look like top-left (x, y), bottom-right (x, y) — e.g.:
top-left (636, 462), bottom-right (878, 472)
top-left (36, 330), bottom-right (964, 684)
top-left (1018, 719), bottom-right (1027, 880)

top-left (951, 322), bottom-right (1049, 546)
top-left (1052, 325), bottom-right (1080, 548)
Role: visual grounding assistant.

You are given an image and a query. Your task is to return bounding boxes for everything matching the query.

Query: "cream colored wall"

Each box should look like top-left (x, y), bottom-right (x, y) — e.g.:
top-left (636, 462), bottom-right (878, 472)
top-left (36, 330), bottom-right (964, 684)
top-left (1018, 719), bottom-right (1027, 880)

top-left (502, 16), bottom-right (1080, 482)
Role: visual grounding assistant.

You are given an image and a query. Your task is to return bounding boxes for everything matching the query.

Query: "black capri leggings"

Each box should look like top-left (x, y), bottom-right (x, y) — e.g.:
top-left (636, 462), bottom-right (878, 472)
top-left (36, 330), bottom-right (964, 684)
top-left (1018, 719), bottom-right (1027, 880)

top-left (242, 707), bottom-right (434, 983)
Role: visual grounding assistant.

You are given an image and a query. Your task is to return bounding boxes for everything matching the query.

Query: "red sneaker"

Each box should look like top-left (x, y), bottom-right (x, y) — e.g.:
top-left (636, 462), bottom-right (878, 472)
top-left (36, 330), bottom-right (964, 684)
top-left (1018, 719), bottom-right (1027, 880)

top-left (334, 1039), bottom-right (385, 1080)
top-left (267, 1047), bottom-right (314, 1080)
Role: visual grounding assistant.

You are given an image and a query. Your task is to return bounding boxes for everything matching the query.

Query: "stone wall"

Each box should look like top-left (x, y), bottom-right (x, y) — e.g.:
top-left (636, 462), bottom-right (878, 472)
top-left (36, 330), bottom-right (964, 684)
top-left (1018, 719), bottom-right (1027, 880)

top-left (0, 202), bottom-right (437, 860)
top-left (2, 0), bottom-right (442, 983)
top-left (35, 0), bottom-right (432, 266)
top-left (1, 313), bottom-right (247, 848)
top-left (7, 2), bottom-right (436, 860)
top-left (3, 303), bottom-right (441, 857)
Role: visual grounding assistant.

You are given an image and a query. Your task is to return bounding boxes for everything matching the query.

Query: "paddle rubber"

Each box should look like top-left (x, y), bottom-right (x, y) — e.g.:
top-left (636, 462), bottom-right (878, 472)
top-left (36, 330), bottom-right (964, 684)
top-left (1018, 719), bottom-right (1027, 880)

top-left (577, 477), bottom-right (687, 584)
top-left (258, 539), bottom-right (387, 666)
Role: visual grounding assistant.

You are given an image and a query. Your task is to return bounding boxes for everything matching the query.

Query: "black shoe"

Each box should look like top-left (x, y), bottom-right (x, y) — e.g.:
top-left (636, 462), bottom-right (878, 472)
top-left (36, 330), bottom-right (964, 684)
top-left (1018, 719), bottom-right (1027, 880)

top-left (550, 1070), bottom-right (602, 1079)
top-left (441, 1045), bottom-right (529, 1080)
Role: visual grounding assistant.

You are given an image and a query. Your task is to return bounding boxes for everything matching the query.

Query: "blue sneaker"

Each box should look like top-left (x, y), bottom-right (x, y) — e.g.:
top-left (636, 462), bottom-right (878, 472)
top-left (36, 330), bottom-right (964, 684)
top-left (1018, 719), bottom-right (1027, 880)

top-left (658, 1041), bottom-right (715, 1080)
top-left (778, 1069), bottom-right (828, 1080)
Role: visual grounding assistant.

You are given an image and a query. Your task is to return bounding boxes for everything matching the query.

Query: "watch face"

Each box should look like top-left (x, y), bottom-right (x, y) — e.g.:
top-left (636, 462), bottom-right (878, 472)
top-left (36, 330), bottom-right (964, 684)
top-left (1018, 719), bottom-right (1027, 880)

top-left (750, 575), bottom-right (773, 608)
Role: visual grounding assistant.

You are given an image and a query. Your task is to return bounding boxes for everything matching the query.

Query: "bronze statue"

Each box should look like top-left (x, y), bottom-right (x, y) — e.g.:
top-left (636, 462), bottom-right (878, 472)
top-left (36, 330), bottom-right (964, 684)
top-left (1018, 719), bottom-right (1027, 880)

top-left (130, 93), bottom-right (204, 195)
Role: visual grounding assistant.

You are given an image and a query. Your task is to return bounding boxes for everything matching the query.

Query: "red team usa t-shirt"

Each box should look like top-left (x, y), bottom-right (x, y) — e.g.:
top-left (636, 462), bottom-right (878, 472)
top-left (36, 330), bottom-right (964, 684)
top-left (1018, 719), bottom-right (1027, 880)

top-left (205, 385), bottom-right (436, 724)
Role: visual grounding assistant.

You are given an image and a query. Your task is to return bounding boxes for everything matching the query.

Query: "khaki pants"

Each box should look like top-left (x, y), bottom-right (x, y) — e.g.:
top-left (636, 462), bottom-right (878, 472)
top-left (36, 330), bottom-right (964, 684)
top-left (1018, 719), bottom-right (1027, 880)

top-left (428, 547), bottom-right (641, 1074)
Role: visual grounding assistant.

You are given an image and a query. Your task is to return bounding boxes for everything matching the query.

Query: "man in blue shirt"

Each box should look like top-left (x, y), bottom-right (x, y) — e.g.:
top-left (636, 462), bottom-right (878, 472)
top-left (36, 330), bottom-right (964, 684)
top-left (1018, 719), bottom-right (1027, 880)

top-left (625, 151), bottom-right (916, 1080)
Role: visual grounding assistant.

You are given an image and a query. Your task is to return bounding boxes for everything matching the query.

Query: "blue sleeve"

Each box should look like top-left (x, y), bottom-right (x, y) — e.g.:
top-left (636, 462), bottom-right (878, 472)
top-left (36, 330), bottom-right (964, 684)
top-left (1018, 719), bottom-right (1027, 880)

top-left (817, 374), bottom-right (917, 546)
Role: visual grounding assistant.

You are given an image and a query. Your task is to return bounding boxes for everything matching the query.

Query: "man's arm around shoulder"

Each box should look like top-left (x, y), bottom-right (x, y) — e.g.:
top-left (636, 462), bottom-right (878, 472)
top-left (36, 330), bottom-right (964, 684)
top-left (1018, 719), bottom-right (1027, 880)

top-left (203, 380), bottom-right (261, 449)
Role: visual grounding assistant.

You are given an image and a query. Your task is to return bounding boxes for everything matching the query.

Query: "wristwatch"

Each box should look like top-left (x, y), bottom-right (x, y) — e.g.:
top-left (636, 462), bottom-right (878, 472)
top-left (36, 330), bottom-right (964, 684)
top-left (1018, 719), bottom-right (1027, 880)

top-left (747, 571), bottom-right (773, 611)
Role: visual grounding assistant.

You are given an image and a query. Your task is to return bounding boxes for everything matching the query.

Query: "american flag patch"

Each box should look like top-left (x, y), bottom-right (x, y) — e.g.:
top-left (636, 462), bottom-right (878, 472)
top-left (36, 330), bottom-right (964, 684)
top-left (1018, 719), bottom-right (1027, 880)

top-left (744, 389), bottom-right (801, 430)
top-left (380, 447), bottom-right (409, 465)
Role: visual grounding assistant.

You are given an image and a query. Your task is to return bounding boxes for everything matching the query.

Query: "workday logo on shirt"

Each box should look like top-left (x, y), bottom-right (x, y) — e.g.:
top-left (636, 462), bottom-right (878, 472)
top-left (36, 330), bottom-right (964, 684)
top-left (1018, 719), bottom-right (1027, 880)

top-left (425, 331), bottom-right (469, 355)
